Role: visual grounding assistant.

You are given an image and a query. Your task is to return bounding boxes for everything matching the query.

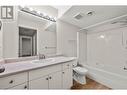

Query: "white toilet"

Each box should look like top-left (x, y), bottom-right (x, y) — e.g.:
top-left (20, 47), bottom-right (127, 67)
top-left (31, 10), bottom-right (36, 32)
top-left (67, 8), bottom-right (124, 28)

top-left (73, 66), bottom-right (88, 84)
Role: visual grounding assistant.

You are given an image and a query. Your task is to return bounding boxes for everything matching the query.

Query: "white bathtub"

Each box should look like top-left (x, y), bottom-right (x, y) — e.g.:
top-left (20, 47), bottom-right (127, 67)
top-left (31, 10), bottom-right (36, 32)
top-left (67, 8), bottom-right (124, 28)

top-left (83, 64), bottom-right (127, 89)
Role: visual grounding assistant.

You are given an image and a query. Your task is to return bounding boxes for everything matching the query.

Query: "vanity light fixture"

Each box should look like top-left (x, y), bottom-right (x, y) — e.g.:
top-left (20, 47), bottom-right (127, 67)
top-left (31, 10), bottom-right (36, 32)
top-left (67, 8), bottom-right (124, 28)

top-left (18, 6), bottom-right (56, 22)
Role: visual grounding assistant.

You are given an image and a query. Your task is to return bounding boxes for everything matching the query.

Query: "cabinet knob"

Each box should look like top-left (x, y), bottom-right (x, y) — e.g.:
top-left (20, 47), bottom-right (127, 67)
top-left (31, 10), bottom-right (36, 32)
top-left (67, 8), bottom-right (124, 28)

top-left (49, 77), bottom-right (52, 79)
top-left (124, 66), bottom-right (127, 70)
top-left (67, 64), bottom-right (69, 66)
top-left (9, 80), bottom-right (14, 84)
top-left (62, 72), bottom-right (65, 74)
top-left (46, 78), bottom-right (49, 80)
top-left (24, 85), bottom-right (27, 89)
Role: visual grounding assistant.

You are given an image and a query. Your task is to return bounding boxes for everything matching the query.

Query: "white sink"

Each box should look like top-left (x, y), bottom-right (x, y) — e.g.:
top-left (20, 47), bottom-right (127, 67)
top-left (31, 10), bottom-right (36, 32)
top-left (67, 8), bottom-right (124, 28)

top-left (32, 58), bottom-right (54, 64)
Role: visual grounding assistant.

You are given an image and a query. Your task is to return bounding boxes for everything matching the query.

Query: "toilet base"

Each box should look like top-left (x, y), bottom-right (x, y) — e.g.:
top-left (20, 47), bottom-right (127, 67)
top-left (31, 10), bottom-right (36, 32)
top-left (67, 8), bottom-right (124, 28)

top-left (73, 72), bottom-right (86, 84)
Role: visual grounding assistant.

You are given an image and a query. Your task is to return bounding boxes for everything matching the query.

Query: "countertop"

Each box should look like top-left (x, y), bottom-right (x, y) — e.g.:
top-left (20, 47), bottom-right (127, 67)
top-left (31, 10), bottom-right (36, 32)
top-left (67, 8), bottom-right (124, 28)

top-left (0, 56), bottom-right (77, 78)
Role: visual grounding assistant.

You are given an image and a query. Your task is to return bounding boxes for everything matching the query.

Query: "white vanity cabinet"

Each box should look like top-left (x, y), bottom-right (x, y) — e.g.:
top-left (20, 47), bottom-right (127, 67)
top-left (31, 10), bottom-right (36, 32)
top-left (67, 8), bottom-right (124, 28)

top-left (29, 61), bottom-right (73, 89)
top-left (0, 60), bottom-right (75, 89)
top-left (29, 64), bottom-right (63, 89)
top-left (29, 71), bottom-right (62, 89)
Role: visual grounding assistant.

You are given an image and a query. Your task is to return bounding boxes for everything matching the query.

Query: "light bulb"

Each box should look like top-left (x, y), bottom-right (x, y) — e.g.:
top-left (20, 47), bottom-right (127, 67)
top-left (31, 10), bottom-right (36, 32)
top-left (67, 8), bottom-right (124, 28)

top-left (37, 11), bottom-right (41, 14)
top-left (43, 13), bottom-right (47, 16)
top-left (29, 8), bottom-right (34, 11)
top-left (100, 35), bottom-right (105, 39)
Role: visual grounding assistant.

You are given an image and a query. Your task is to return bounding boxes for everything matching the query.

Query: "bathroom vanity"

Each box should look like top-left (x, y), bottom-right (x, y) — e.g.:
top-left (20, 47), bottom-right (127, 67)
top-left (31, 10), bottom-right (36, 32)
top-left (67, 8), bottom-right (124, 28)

top-left (0, 57), bottom-right (77, 89)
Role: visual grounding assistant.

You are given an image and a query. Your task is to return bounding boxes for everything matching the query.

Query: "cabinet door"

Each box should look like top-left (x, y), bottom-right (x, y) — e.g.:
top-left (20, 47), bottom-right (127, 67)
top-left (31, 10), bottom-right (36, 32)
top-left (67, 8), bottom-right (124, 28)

top-left (49, 71), bottom-right (62, 89)
top-left (29, 76), bottom-right (49, 89)
top-left (9, 82), bottom-right (28, 89)
top-left (62, 68), bottom-right (73, 89)
top-left (123, 28), bottom-right (127, 48)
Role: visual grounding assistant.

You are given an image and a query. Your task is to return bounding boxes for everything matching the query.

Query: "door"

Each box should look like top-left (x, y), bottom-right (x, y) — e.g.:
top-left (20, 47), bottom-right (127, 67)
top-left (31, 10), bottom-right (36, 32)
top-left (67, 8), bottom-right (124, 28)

top-left (62, 68), bottom-right (73, 89)
top-left (49, 71), bottom-right (62, 89)
top-left (19, 36), bottom-right (32, 57)
top-left (29, 76), bottom-right (49, 89)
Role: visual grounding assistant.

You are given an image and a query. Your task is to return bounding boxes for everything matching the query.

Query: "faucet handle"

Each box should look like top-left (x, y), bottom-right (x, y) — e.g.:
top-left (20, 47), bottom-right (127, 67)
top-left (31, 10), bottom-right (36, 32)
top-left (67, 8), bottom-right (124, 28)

top-left (42, 54), bottom-right (46, 59)
top-left (38, 53), bottom-right (46, 59)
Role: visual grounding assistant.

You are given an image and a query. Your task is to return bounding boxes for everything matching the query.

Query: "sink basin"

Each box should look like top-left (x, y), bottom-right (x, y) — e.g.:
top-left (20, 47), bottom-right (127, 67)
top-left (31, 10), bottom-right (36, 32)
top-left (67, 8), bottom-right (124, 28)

top-left (32, 58), bottom-right (54, 64)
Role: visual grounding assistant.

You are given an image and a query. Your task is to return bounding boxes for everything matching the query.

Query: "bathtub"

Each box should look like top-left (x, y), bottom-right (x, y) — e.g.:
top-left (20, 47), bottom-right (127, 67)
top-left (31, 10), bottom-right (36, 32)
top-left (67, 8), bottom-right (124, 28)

top-left (83, 64), bottom-right (127, 89)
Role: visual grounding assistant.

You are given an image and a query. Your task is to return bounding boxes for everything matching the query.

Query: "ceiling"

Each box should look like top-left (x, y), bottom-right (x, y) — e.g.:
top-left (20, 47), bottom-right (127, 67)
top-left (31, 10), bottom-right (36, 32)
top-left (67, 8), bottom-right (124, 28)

top-left (52, 6), bottom-right (72, 18)
top-left (60, 6), bottom-right (127, 28)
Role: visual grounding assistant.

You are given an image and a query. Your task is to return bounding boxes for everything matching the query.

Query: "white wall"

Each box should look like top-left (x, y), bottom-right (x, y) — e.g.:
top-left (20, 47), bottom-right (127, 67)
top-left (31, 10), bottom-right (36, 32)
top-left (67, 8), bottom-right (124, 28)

top-left (87, 27), bottom-right (127, 89)
top-left (2, 6), bottom-right (19, 58)
top-left (78, 31), bottom-right (87, 65)
top-left (3, 21), bottom-right (19, 58)
top-left (57, 20), bottom-right (79, 57)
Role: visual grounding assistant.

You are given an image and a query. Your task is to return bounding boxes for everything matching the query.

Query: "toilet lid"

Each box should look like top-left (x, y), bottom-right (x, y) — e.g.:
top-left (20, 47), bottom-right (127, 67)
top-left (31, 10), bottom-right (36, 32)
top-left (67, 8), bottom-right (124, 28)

top-left (73, 66), bottom-right (88, 73)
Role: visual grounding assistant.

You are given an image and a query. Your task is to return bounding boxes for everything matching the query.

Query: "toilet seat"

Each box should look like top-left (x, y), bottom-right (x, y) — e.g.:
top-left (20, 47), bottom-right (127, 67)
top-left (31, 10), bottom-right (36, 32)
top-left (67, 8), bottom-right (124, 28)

top-left (73, 66), bottom-right (88, 75)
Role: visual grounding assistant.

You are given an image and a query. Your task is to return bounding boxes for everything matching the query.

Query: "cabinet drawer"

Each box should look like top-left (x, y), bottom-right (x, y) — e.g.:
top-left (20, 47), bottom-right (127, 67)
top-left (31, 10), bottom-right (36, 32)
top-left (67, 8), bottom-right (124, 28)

top-left (62, 62), bottom-right (73, 70)
top-left (0, 72), bottom-right (27, 89)
top-left (8, 82), bottom-right (28, 89)
top-left (29, 64), bottom-right (62, 80)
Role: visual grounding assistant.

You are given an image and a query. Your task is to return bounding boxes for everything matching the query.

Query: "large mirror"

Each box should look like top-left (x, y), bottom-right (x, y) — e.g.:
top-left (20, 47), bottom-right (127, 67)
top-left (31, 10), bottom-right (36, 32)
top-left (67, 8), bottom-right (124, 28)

top-left (0, 6), bottom-right (57, 59)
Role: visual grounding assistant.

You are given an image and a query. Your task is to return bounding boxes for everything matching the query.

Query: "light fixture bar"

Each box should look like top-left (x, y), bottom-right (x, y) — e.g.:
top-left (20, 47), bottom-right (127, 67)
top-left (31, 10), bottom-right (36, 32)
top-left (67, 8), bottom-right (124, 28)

top-left (18, 6), bottom-right (56, 22)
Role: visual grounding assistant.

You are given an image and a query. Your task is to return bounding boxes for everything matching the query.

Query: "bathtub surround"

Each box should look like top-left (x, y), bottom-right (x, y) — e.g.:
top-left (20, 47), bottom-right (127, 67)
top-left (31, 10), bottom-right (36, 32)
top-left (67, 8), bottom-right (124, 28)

top-left (85, 25), bottom-right (127, 89)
